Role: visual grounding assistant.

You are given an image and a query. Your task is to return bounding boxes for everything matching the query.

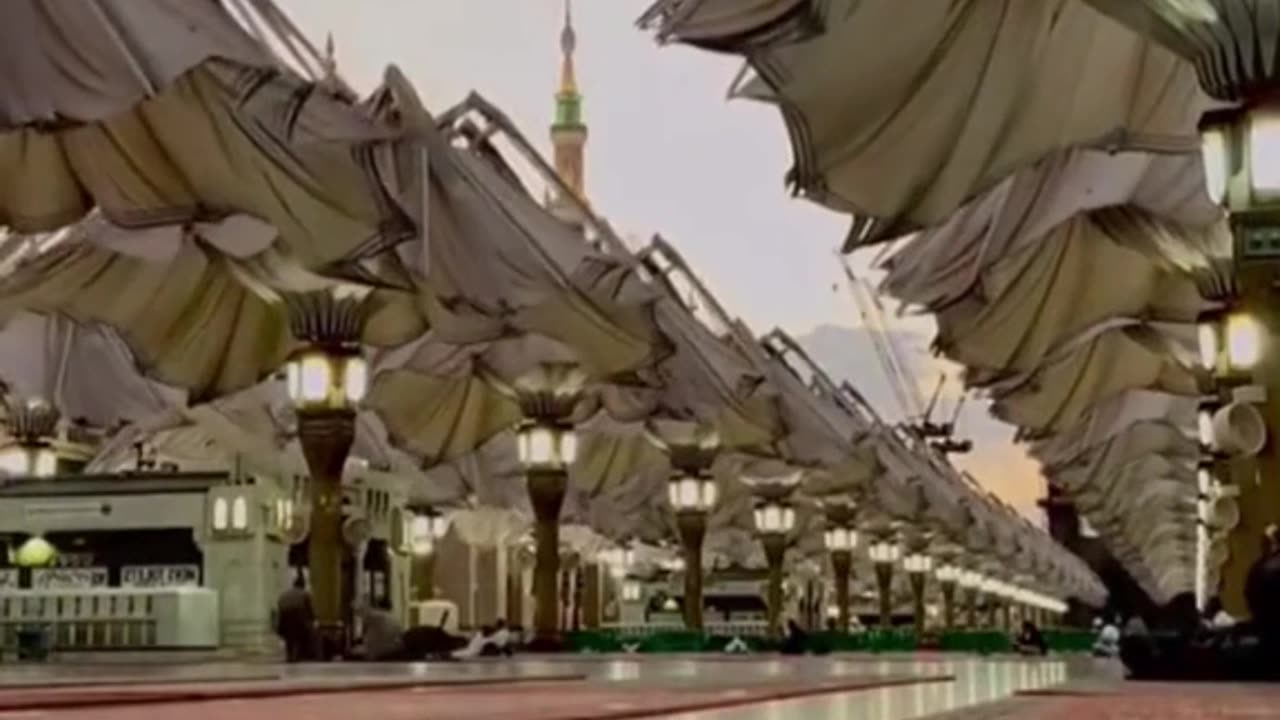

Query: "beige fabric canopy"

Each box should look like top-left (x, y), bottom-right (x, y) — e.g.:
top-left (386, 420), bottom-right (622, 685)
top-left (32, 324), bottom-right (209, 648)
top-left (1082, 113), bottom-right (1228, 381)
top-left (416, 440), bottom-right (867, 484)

top-left (639, 0), bottom-right (1221, 602)
top-left (1082, 0), bottom-right (1280, 100)
top-left (646, 0), bottom-right (1206, 247)
top-left (0, 0), bottom-right (268, 127)
top-left (2, 58), bottom-right (409, 271)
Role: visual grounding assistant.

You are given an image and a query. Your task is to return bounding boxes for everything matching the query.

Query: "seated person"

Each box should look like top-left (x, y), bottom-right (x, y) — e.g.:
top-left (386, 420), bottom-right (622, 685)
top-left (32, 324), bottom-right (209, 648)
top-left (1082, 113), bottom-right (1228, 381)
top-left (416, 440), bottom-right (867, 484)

top-left (1246, 525), bottom-right (1280, 647)
top-left (357, 603), bottom-right (407, 661)
top-left (484, 619), bottom-right (513, 656)
top-left (1014, 621), bottom-right (1048, 656)
top-left (1092, 618), bottom-right (1120, 658)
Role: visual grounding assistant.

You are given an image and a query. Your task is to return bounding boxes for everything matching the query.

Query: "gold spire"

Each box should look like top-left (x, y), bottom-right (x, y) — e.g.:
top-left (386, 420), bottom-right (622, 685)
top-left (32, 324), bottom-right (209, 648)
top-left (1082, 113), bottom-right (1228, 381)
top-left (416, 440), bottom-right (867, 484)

top-left (559, 0), bottom-right (578, 95)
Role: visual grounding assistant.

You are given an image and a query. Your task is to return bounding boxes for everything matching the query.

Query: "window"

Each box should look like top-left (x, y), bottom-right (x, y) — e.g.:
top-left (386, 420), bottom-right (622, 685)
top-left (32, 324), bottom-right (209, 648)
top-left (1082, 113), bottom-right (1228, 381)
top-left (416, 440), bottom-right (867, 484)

top-left (212, 498), bottom-right (229, 531)
top-left (231, 496), bottom-right (249, 531)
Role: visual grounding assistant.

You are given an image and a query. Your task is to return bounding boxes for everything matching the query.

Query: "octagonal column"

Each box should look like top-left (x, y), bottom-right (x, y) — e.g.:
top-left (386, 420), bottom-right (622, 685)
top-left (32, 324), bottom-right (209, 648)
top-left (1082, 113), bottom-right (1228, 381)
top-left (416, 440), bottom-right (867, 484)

top-left (761, 534), bottom-right (788, 637)
top-left (904, 552), bottom-right (933, 637)
top-left (958, 570), bottom-right (983, 630)
top-left (831, 551), bottom-right (853, 631)
top-left (528, 468), bottom-right (567, 646)
top-left (936, 564), bottom-right (961, 631)
top-left (676, 511), bottom-right (709, 630)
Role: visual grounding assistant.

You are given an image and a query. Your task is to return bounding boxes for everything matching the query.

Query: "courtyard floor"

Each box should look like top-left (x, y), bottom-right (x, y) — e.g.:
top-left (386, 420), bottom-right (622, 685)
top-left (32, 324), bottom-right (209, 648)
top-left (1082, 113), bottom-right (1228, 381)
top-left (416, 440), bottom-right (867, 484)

top-left (0, 654), bottom-right (1268, 719)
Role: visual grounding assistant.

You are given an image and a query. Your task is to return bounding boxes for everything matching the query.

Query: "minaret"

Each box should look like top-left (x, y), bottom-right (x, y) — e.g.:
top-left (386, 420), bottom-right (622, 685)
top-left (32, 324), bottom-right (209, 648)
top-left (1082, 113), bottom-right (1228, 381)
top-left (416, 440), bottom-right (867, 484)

top-left (548, 0), bottom-right (590, 231)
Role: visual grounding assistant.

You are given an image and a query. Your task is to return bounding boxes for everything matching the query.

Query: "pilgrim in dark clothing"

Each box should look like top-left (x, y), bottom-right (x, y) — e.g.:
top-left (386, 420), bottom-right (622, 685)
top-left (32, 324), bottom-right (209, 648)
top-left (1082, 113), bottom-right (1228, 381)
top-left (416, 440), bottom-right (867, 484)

top-left (780, 620), bottom-right (808, 655)
top-left (1015, 621), bottom-right (1048, 656)
top-left (276, 576), bottom-right (318, 662)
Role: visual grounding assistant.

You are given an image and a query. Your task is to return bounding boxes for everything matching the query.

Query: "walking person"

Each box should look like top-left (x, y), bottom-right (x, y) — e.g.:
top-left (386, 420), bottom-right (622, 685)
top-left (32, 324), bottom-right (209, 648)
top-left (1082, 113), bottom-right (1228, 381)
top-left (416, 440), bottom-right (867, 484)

top-left (276, 575), bottom-right (318, 663)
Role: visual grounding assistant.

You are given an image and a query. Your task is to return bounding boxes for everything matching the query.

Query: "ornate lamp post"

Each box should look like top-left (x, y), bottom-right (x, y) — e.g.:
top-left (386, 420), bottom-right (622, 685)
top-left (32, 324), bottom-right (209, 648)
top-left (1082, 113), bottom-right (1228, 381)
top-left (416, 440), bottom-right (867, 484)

top-left (652, 423), bottom-right (720, 632)
top-left (668, 472), bottom-right (717, 630)
top-left (823, 504), bottom-right (858, 633)
top-left (903, 551), bottom-right (934, 637)
top-left (868, 538), bottom-right (901, 630)
top-left (514, 363), bottom-right (583, 650)
top-left (935, 564), bottom-right (961, 630)
top-left (753, 490), bottom-right (797, 638)
top-left (517, 416), bottom-right (578, 646)
top-left (284, 291), bottom-right (369, 658)
top-left (408, 505), bottom-right (450, 601)
top-left (0, 399), bottom-right (61, 480)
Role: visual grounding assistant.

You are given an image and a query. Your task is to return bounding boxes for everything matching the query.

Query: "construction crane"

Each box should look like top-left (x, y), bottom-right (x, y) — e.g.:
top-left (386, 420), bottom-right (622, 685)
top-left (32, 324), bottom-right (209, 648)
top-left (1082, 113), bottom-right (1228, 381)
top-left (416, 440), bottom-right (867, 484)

top-left (839, 257), bottom-right (928, 421)
top-left (931, 390), bottom-right (974, 455)
top-left (836, 255), bottom-right (971, 454)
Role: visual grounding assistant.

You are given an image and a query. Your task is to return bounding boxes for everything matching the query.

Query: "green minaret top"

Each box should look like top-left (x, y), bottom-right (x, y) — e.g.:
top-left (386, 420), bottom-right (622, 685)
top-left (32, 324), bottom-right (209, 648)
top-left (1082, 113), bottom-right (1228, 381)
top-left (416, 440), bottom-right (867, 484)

top-left (554, 0), bottom-right (583, 130)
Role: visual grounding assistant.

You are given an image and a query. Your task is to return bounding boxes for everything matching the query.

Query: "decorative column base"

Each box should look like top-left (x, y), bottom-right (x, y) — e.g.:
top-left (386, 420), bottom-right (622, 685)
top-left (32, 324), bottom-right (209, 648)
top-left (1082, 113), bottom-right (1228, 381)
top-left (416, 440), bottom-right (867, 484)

top-left (676, 511), bottom-right (707, 631)
top-left (761, 534), bottom-right (787, 638)
top-left (941, 582), bottom-right (956, 632)
top-left (298, 408), bottom-right (355, 660)
top-left (875, 563), bottom-right (894, 630)
top-left (412, 552), bottom-right (436, 603)
top-left (832, 550), bottom-right (852, 633)
top-left (909, 573), bottom-right (927, 637)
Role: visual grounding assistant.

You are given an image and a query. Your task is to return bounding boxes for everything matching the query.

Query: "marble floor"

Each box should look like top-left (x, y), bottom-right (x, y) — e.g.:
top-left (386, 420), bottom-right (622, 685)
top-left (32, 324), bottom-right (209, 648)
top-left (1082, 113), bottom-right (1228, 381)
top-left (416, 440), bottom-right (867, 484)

top-left (664, 658), bottom-right (1074, 719)
top-left (0, 655), bottom-right (1096, 719)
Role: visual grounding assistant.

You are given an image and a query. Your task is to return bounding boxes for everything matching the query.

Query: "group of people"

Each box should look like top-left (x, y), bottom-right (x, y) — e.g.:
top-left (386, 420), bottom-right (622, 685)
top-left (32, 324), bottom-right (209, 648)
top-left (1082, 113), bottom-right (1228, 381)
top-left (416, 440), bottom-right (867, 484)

top-left (274, 576), bottom-right (516, 662)
top-left (1116, 526), bottom-right (1280, 681)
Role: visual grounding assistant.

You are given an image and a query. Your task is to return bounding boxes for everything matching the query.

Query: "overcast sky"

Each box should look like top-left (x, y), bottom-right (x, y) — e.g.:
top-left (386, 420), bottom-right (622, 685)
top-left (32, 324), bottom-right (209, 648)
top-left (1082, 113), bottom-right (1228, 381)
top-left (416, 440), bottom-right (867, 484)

top-left (276, 0), bottom-right (1045, 516)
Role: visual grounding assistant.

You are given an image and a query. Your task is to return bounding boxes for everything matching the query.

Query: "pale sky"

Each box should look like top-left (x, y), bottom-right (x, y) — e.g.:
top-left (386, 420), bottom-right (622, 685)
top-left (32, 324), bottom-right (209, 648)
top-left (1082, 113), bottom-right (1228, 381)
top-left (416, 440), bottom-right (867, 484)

top-left (276, 0), bottom-right (1045, 517)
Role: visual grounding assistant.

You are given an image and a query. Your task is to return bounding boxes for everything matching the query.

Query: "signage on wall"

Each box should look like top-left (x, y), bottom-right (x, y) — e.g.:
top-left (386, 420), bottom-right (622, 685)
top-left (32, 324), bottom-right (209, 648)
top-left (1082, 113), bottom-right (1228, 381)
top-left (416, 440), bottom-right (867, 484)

top-left (121, 565), bottom-right (200, 588)
top-left (24, 501), bottom-right (112, 521)
top-left (54, 552), bottom-right (95, 568)
top-left (33, 567), bottom-right (109, 589)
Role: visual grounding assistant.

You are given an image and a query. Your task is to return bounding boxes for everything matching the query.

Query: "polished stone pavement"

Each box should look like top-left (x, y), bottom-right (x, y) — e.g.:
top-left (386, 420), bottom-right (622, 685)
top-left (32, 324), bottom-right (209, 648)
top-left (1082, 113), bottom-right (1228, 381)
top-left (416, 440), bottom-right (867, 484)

top-left (661, 657), bottom-right (1076, 720)
top-left (0, 655), bottom-right (1094, 718)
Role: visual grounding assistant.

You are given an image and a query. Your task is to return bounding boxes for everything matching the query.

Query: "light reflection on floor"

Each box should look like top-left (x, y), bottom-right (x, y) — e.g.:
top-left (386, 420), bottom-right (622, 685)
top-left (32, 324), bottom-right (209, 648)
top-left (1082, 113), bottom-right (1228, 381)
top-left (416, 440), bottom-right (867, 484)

top-left (664, 658), bottom-right (1070, 720)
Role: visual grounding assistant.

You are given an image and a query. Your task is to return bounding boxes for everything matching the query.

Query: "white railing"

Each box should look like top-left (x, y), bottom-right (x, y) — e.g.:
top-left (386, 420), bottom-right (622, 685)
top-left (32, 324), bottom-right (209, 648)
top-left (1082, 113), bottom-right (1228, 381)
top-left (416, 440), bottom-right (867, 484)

top-left (0, 587), bottom-right (219, 653)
